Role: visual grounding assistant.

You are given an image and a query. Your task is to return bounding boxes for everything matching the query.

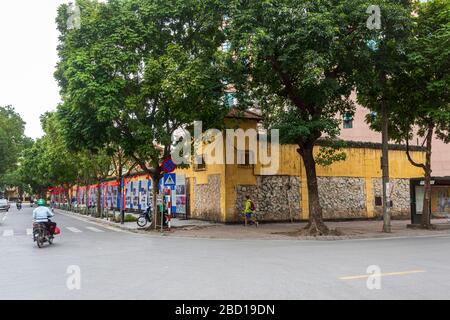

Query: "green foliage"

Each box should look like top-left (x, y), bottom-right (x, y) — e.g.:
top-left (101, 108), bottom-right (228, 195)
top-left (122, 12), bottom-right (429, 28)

top-left (225, 0), bottom-right (390, 154)
top-left (0, 106), bottom-right (27, 179)
top-left (17, 112), bottom-right (114, 196)
top-left (316, 140), bottom-right (348, 167)
top-left (365, 0), bottom-right (450, 147)
top-left (55, 0), bottom-right (229, 179)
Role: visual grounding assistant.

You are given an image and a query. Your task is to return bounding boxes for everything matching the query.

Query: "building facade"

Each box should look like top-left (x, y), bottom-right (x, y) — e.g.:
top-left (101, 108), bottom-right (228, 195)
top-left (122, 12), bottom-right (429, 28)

top-left (339, 103), bottom-right (450, 177)
top-left (177, 112), bottom-right (426, 223)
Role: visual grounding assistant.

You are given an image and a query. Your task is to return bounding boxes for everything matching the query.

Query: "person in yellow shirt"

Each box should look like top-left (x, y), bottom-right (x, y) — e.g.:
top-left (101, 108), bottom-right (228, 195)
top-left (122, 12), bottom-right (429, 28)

top-left (244, 195), bottom-right (258, 227)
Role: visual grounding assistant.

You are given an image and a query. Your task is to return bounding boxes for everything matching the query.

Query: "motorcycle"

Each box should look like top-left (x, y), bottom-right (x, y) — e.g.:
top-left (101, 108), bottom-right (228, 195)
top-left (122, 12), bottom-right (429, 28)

top-left (33, 220), bottom-right (58, 248)
top-left (137, 207), bottom-right (168, 228)
top-left (16, 202), bottom-right (22, 210)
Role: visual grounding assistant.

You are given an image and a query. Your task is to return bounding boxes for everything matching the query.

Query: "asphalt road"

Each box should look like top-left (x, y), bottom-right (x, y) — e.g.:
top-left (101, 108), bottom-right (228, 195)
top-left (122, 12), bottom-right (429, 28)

top-left (1, 205), bottom-right (450, 300)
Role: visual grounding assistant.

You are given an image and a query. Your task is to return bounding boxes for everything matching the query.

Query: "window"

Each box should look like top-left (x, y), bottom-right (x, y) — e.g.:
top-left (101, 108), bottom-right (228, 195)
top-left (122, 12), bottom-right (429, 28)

top-left (343, 112), bottom-right (354, 129)
top-left (375, 196), bottom-right (382, 206)
top-left (193, 155), bottom-right (206, 171)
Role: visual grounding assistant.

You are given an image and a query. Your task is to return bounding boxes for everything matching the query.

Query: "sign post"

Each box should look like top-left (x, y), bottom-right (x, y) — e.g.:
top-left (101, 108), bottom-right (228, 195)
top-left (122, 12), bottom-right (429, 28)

top-left (163, 173), bottom-right (176, 232)
top-left (160, 159), bottom-right (177, 232)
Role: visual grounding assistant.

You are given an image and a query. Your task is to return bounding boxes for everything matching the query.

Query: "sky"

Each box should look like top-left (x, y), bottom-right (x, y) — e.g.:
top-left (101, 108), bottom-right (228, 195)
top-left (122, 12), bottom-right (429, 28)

top-left (0, 0), bottom-right (72, 139)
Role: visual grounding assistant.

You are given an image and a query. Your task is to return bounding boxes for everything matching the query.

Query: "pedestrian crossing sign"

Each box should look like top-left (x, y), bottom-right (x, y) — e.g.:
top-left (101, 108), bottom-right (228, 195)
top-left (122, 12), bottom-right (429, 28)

top-left (164, 173), bottom-right (176, 186)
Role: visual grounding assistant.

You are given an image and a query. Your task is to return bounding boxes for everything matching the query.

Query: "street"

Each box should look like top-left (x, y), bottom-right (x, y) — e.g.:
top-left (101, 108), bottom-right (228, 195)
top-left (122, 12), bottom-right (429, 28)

top-left (1, 205), bottom-right (450, 300)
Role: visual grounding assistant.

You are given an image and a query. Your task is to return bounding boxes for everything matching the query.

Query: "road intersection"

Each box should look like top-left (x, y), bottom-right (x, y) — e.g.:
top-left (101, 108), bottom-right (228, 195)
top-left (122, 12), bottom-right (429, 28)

top-left (1, 205), bottom-right (450, 300)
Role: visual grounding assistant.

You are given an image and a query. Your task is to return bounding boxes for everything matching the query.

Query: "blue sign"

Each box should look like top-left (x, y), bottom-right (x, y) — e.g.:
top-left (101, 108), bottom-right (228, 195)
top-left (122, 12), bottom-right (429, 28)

top-left (163, 173), bottom-right (176, 187)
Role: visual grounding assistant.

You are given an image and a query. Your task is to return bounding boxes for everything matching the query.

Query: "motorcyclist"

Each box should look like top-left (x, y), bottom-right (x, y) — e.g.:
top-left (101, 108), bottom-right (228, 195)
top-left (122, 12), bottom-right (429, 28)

top-left (32, 199), bottom-right (56, 235)
top-left (16, 199), bottom-right (22, 210)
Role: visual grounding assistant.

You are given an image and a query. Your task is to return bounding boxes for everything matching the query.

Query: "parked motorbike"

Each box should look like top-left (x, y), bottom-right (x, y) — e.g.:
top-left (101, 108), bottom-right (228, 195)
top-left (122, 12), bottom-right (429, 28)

top-left (137, 208), bottom-right (168, 228)
top-left (33, 221), bottom-right (58, 248)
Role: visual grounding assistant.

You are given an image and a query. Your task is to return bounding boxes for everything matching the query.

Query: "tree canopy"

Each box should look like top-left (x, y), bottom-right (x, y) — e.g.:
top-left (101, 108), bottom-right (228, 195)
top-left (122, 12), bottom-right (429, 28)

top-left (225, 0), bottom-right (414, 234)
top-left (0, 106), bottom-right (27, 177)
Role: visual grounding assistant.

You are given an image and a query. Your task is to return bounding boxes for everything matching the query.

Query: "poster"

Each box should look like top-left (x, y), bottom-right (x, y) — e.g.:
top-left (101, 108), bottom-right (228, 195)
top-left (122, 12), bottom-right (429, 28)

top-left (125, 181), bottom-right (132, 209)
top-left (139, 179), bottom-right (151, 211)
top-left (88, 186), bottom-right (97, 208)
top-left (175, 175), bottom-right (187, 215)
top-left (112, 185), bottom-right (119, 209)
top-left (79, 188), bottom-right (86, 206)
top-left (132, 183), bottom-right (139, 208)
top-left (432, 187), bottom-right (450, 215)
top-left (176, 196), bottom-right (187, 215)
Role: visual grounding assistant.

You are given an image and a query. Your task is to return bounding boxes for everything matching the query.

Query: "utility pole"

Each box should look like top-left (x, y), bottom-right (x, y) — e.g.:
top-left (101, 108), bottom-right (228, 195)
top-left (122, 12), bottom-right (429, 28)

top-left (381, 99), bottom-right (391, 233)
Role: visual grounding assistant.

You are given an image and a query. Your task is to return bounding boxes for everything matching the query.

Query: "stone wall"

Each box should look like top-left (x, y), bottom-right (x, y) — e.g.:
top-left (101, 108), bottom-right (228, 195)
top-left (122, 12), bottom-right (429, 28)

top-left (236, 176), bottom-right (301, 222)
top-left (234, 176), bottom-right (412, 222)
top-left (372, 178), bottom-right (410, 218)
top-left (317, 177), bottom-right (367, 219)
top-left (193, 175), bottom-right (222, 221)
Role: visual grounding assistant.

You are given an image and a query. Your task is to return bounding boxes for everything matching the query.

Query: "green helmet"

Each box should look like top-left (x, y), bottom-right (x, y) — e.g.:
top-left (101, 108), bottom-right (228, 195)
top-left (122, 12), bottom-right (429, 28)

top-left (37, 199), bottom-right (46, 206)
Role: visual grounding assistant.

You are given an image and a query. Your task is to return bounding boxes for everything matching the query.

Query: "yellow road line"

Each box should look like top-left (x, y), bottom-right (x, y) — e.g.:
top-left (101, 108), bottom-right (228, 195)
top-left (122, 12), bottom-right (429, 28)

top-left (340, 270), bottom-right (426, 280)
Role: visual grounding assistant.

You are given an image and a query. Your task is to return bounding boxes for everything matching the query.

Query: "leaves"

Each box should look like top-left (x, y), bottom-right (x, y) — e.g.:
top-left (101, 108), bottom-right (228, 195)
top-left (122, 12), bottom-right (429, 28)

top-left (0, 106), bottom-right (27, 188)
top-left (55, 0), bottom-right (228, 176)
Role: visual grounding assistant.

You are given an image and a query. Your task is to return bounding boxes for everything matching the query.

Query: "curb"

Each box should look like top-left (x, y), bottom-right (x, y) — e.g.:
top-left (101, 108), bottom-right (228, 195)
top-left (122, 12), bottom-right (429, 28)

top-left (55, 209), bottom-right (154, 236)
top-left (54, 209), bottom-right (450, 243)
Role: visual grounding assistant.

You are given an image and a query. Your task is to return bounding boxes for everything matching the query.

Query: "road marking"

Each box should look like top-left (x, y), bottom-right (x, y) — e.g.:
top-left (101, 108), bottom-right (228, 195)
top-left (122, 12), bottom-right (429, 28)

top-left (26, 228), bottom-right (33, 236)
top-left (86, 227), bottom-right (104, 233)
top-left (339, 270), bottom-right (426, 280)
top-left (1, 213), bottom-right (7, 222)
top-left (66, 227), bottom-right (82, 233)
top-left (3, 229), bottom-right (14, 237)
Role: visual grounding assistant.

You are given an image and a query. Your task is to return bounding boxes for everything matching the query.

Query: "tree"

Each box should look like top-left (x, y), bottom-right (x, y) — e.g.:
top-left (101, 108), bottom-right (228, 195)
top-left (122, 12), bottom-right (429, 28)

top-left (55, 0), bottom-right (228, 227)
top-left (19, 139), bottom-right (52, 198)
top-left (380, 0), bottom-right (450, 228)
top-left (38, 112), bottom-right (81, 201)
top-left (355, 0), bottom-right (413, 232)
top-left (225, 0), bottom-right (401, 235)
top-left (76, 150), bottom-right (113, 216)
top-left (0, 105), bottom-right (27, 180)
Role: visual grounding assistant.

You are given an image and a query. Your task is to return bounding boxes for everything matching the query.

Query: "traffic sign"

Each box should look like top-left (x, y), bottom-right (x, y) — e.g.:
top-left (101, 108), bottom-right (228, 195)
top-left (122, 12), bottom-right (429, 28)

top-left (164, 173), bottom-right (176, 187)
top-left (162, 158), bottom-right (177, 173)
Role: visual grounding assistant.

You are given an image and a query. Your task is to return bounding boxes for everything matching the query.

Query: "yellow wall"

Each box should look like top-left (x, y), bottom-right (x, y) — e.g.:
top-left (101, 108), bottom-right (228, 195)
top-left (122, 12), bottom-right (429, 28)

top-left (175, 118), bottom-right (426, 223)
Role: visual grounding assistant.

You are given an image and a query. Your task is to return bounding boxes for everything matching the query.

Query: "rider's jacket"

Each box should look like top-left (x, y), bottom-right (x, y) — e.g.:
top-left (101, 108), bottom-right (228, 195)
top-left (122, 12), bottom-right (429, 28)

top-left (32, 207), bottom-right (54, 223)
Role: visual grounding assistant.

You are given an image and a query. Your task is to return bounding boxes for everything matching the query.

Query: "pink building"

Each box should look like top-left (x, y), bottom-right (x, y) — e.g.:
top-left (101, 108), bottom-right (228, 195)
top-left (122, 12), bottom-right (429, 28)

top-left (339, 105), bottom-right (450, 177)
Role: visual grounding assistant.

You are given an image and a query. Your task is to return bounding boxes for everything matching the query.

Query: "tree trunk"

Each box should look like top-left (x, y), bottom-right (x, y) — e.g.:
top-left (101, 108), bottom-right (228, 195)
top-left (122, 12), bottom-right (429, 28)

top-left (298, 144), bottom-right (329, 235)
top-left (117, 163), bottom-right (125, 224)
top-left (421, 124), bottom-right (434, 229)
top-left (150, 173), bottom-right (162, 230)
top-left (118, 177), bottom-right (124, 224)
top-left (381, 99), bottom-right (391, 233)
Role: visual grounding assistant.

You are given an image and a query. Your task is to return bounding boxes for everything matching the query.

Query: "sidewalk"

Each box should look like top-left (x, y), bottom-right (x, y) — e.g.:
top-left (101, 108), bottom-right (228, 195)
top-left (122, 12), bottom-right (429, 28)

top-left (55, 209), bottom-right (221, 234)
top-left (171, 219), bottom-right (450, 241)
top-left (56, 209), bottom-right (450, 240)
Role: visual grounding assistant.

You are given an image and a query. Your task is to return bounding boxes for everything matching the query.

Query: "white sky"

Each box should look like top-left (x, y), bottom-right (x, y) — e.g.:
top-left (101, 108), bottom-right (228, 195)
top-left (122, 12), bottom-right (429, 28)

top-left (0, 0), bottom-right (72, 139)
